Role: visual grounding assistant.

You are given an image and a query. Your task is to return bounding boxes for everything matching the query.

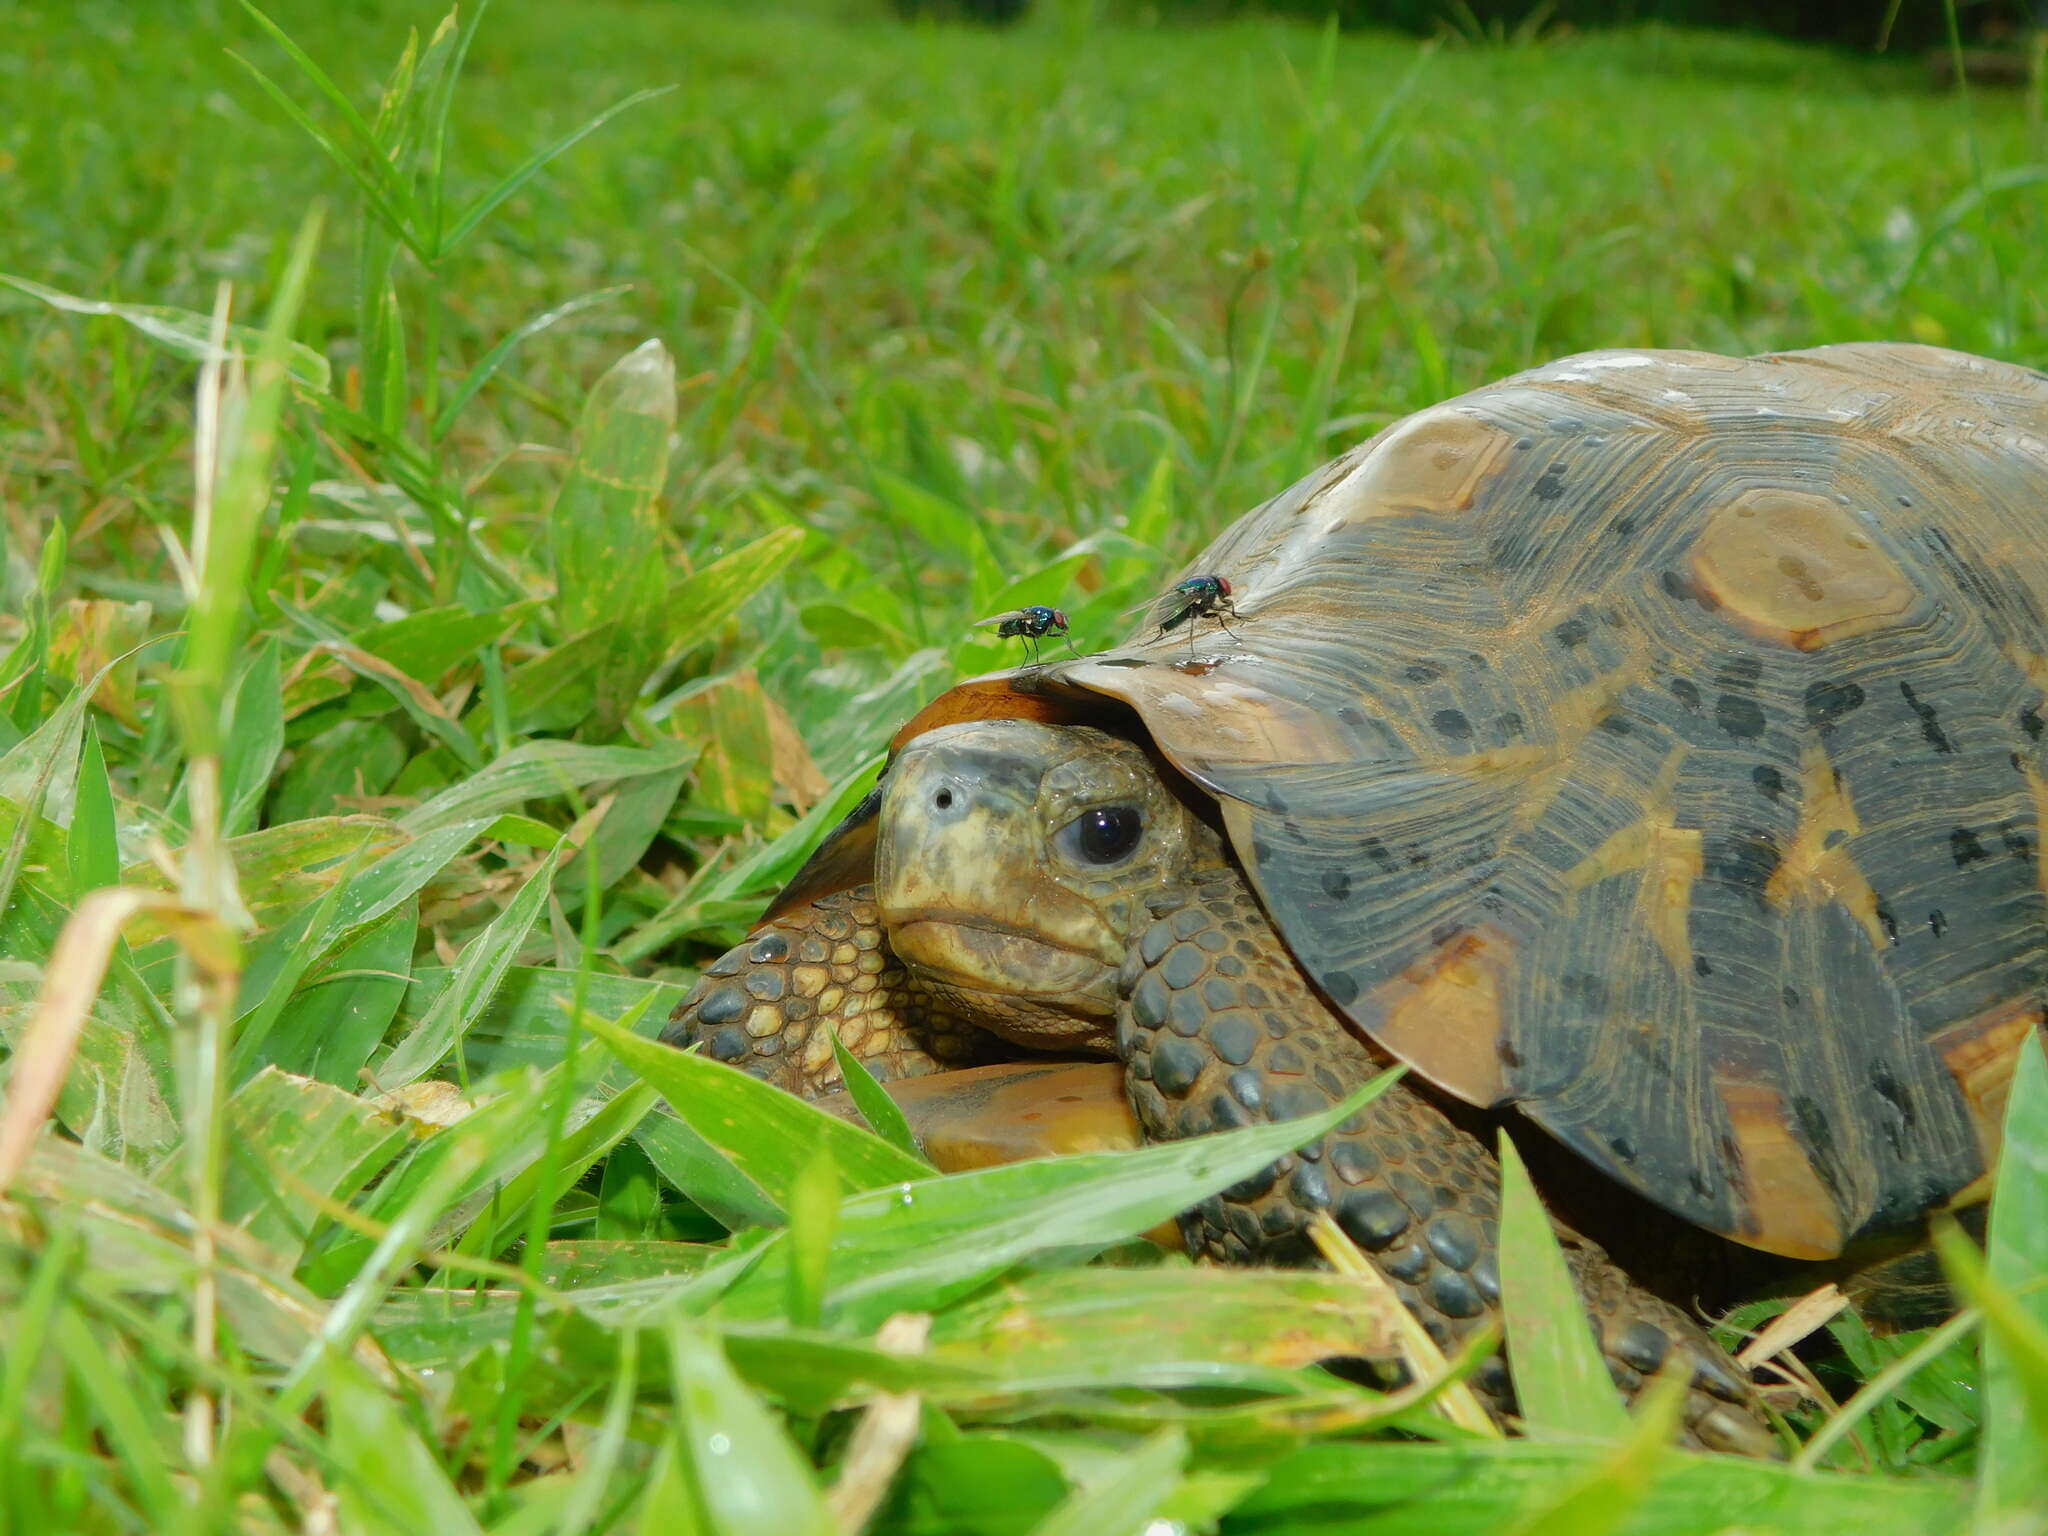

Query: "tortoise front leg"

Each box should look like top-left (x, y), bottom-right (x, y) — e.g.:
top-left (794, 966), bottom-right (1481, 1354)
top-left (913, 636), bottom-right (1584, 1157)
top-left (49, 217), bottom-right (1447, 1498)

top-left (662, 883), bottom-right (997, 1095)
top-left (1116, 867), bottom-right (1776, 1457)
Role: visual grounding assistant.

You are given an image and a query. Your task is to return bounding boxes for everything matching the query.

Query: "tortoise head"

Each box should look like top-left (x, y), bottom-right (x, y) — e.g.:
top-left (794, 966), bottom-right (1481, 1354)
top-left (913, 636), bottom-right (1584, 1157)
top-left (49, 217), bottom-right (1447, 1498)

top-left (876, 718), bottom-right (1213, 1052)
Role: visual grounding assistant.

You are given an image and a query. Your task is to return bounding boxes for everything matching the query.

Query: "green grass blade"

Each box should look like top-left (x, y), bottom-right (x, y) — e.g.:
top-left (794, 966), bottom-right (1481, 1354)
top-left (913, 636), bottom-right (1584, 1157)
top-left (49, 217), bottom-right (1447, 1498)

top-left (0, 1219), bottom-right (82, 1449)
top-left (52, 1307), bottom-right (187, 1526)
top-left (286, 1067), bottom-right (586, 1379)
top-left (1498, 1130), bottom-right (1632, 1441)
top-left (632, 1110), bottom-right (784, 1232)
top-left (584, 1011), bottom-right (930, 1200)
top-left (0, 272), bottom-right (333, 389)
top-left (452, 1076), bottom-right (660, 1259)
top-left (297, 1046), bottom-right (607, 1297)
top-left (1794, 1306), bottom-right (1981, 1472)
top-left (398, 740), bottom-right (696, 837)
top-left (322, 820), bottom-right (491, 934)
top-left (0, 678), bottom-right (95, 941)
top-left (325, 1355), bottom-right (486, 1536)
top-left (925, 1265), bottom-right (1389, 1391)
top-left (260, 900), bottom-right (417, 1085)
top-left (595, 1138), bottom-right (663, 1239)
top-left (662, 526), bottom-right (808, 662)
top-left (66, 718), bottom-right (119, 896)
top-left (632, 1439), bottom-right (706, 1536)
top-left (827, 1027), bottom-right (925, 1161)
top-left (229, 837), bottom-right (378, 1078)
top-left (712, 1068), bottom-right (1405, 1332)
top-left (184, 209), bottom-right (322, 724)
top-left (718, 1268), bottom-right (1400, 1416)
top-left (1028, 1427), bottom-right (1186, 1536)
top-left (219, 639), bottom-right (283, 836)
top-left (617, 751), bottom-right (882, 965)
top-left (784, 1149), bottom-right (839, 1330)
top-left (231, 0), bottom-right (423, 240)
top-left (1505, 1368), bottom-right (1688, 1536)
top-left (204, 1067), bottom-right (408, 1265)
top-left (225, 45), bottom-right (425, 259)
top-left (440, 86), bottom-right (676, 255)
top-left (550, 337), bottom-right (675, 643)
top-left (1230, 1440), bottom-right (1962, 1535)
top-left (304, 637), bottom-right (483, 770)
top-left (431, 284), bottom-right (630, 442)
top-left (422, 0), bottom-right (488, 245)
top-left (549, 1327), bottom-right (639, 1536)
top-left (369, 276), bottom-right (409, 439)
top-left (377, 843), bottom-right (563, 1089)
top-left (234, 1), bottom-right (385, 162)
top-left (1976, 1031), bottom-right (2048, 1528)
top-left (660, 1317), bottom-right (834, 1536)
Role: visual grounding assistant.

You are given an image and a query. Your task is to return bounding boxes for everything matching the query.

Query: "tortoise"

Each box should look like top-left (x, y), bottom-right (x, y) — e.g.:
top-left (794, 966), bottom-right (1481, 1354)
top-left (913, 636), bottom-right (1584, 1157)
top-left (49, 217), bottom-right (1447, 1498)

top-left (665, 342), bottom-right (2048, 1454)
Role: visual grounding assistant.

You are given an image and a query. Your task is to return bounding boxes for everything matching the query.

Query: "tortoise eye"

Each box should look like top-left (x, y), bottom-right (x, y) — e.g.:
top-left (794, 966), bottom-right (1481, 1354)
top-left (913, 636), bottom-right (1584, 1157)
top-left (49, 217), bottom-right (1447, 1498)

top-left (1062, 805), bottom-right (1144, 865)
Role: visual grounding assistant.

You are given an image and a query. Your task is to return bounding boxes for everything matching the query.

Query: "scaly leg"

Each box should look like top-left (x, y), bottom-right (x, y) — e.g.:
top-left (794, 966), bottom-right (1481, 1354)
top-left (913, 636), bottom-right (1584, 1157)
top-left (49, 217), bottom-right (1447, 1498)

top-left (662, 884), bottom-right (998, 1096)
top-left (1116, 866), bottom-right (1776, 1456)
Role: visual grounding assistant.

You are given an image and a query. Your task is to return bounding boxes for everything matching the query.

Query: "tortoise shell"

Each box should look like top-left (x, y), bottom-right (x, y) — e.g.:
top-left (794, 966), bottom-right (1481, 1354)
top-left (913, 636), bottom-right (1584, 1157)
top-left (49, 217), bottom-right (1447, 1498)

top-left (887, 343), bottom-right (2048, 1261)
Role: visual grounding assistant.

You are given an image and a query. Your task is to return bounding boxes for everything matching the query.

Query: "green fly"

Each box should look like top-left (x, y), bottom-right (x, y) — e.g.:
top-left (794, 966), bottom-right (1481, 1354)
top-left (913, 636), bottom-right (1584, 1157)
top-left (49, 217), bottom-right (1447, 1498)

top-left (1141, 574), bottom-right (1240, 651)
top-left (974, 604), bottom-right (1077, 664)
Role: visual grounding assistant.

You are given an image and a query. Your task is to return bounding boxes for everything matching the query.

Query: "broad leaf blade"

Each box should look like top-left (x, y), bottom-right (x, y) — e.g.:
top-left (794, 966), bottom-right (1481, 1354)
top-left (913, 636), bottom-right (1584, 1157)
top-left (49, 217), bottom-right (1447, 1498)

top-left (712, 1069), bottom-right (1403, 1331)
top-left (1227, 1441), bottom-right (1962, 1536)
top-left (66, 721), bottom-right (119, 896)
top-left (633, 1108), bottom-right (784, 1232)
top-left (259, 899), bottom-right (416, 1086)
top-left (162, 1066), bottom-right (407, 1266)
top-left (1498, 1130), bottom-right (1631, 1441)
top-left (220, 639), bottom-right (285, 836)
top-left (549, 338), bottom-right (674, 655)
top-left (1028, 1428), bottom-right (1185, 1536)
top-left (325, 1355), bottom-right (485, 1536)
top-left (663, 527), bottom-right (807, 661)
top-left (828, 1028), bottom-right (924, 1161)
top-left (1979, 1031), bottom-right (2048, 1529)
top-left (585, 1011), bottom-right (929, 1200)
top-left (399, 739), bottom-right (697, 837)
top-left (0, 271), bottom-right (333, 388)
top-left (376, 845), bottom-right (562, 1089)
top-left (661, 1317), bottom-right (834, 1536)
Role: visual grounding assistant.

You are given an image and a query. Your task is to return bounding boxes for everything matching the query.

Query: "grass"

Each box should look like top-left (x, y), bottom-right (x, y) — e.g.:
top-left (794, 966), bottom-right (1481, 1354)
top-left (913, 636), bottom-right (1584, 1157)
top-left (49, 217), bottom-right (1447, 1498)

top-left (0, 0), bottom-right (2046, 1530)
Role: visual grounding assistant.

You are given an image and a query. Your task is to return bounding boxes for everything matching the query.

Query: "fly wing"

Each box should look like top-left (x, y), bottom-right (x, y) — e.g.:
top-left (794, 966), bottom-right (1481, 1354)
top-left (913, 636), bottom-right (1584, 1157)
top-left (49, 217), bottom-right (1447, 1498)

top-left (972, 611), bottom-right (1026, 630)
top-left (1119, 589), bottom-right (1192, 627)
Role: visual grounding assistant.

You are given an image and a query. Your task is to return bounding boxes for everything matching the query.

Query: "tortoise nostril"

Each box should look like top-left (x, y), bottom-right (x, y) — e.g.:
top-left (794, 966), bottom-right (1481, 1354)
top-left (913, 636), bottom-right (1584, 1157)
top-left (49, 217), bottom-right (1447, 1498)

top-left (934, 787), bottom-right (955, 811)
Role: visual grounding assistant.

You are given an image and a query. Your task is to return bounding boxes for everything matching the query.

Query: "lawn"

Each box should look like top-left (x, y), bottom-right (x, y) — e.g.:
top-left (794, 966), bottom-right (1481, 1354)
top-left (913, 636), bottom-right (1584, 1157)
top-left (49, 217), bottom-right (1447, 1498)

top-left (1, 0), bottom-right (2046, 1530)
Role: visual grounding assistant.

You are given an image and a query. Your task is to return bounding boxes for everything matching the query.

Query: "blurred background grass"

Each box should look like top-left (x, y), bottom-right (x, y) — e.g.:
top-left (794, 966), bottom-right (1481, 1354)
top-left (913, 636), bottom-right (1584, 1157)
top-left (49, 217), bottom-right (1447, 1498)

top-left (8, 0), bottom-right (2045, 655)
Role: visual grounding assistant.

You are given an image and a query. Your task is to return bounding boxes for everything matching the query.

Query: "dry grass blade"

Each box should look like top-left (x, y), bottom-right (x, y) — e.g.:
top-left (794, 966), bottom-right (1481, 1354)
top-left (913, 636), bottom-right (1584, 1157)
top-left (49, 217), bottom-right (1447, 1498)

top-left (1308, 1209), bottom-right (1498, 1437)
top-left (1736, 1283), bottom-right (1849, 1369)
top-left (826, 1311), bottom-right (933, 1534)
top-left (0, 887), bottom-right (236, 1193)
top-left (1736, 1283), bottom-right (1850, 1393)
